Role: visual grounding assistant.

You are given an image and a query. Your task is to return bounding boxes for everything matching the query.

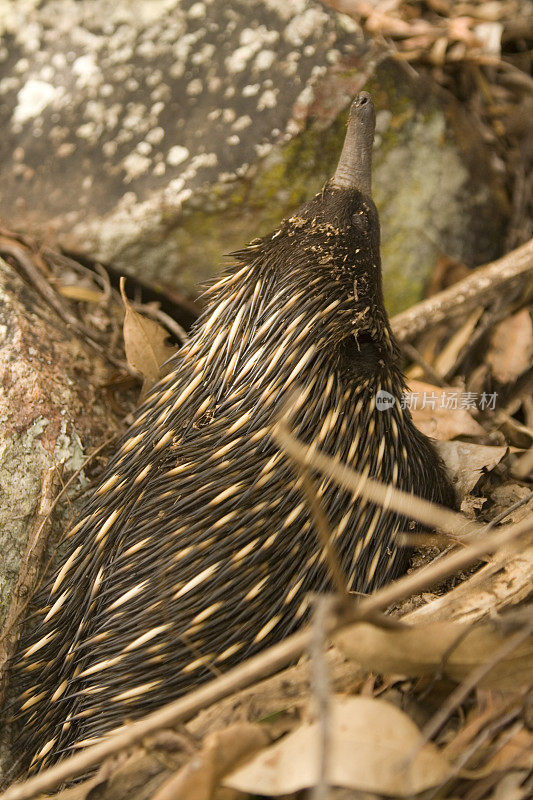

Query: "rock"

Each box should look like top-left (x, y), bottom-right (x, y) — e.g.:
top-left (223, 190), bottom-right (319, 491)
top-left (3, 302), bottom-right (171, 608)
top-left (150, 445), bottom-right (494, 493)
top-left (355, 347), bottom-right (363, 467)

top-left (0, 0), bottom-right (506, 312)
top-left (367, 63), bottom-right (507, 312)
top-left (0, 256), bottom-right (118, 630)
top-left (0, 252), bottom-right (124, 773)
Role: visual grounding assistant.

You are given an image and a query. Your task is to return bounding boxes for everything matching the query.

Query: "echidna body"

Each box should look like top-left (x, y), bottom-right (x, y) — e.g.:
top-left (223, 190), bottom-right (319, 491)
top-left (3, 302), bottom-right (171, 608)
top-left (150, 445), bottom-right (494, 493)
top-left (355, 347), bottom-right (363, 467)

top-left (12, 93), bottom-right (455, 770)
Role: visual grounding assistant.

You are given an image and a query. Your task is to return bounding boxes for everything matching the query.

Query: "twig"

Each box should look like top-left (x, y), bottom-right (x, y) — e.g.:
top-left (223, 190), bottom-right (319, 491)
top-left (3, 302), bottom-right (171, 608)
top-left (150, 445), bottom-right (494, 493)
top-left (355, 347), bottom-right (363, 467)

top-left (274, 414), bottom-right (480, 539)
top-left (130, 302), bottom-right (188, 345)
top-left (1, 240), bottom-right (84, 331)
top-left (94, 263), bottom-right (113, 304)
top-left (43, 249), bottom-right (112, 303)
top-left (0, 626), bottom-right (330, 800)
top-left (412, 621), bottom-right (533, 758)
top-left (274, 418), bottom-right (533, 582)
top-left (442, 297), bottom-right (507, 383)
top-left (390, 238), bottom-right (533, 343)
top-left (2, 475), bottom-right (532, 798)
top-left (0, 241), bottom-right (132, 374)
top-left (486, 490), bottom-right (533, 529)
top-left (428, 708), bottom-right (523, 798)
top-left (311, 596), bottom-right (332, 800)
top-left (401, 342), bottom-right (445, 386)
top-left (495, 408), bottom-right (533, 444)
top-left (300, 469), bottom-right (350, 601)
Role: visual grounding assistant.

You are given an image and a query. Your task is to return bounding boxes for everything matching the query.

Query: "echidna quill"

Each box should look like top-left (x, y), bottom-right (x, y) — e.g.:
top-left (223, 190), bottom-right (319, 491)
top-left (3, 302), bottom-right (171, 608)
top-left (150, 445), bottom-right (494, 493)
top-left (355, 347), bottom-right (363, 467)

top-left (11, 92), bottom-right (455, 772)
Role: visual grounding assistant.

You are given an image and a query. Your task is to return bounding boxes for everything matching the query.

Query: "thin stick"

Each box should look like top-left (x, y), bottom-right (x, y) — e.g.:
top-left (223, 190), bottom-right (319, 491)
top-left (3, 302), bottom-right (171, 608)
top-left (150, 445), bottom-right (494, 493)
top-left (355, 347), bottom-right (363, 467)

top-left (0, 241), bottom-right (132, 373)
top-left (1, 240), bottom-right (84, 332)
top-left (274, 417), bottom-right (480, 539)
top-left (131, 302), bottom-right (188, 346)
top-left (300, 469), bottom-right (350, 601)
top-left (311, 596), bottom-right (332, 800)
top-left (485, 489), bottom-right (533, 529)
top-left (414, 621), bottom-right (533, 757)
top-left (0, 627), bottom-right (318, 800)
top-left (390, 237), bottom-right (533, 343)
top-left (2, 505), bottom-right (532, 799)
top-left (401, 342), bottom-right (445, 386)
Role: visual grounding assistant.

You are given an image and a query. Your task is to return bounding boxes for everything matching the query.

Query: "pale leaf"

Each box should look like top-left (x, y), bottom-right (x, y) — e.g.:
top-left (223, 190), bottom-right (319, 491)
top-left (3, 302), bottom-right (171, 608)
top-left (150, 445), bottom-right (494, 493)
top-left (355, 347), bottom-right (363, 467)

top-left (335, 620), bottom-right (533, 691)
top-left (120, 278), bottom-right (177, 393)
top-left (408, 380), bottom-right (485, 440)
top-left (435, 440), bottom-right (507, 498)
top-left (486, 309), bottom-right (533, 384)
top-left (58, 285), bottom-right (106, 303)
top-left (224, 695), bottom-right (450, 797)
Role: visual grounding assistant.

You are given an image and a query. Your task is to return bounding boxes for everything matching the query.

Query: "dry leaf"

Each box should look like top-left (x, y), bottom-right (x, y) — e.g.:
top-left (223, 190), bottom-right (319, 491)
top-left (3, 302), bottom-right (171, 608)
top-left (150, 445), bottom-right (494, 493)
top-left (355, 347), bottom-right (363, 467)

top-left (335, 619), bottom-right (533, 691)
top-left (58, 285), bottom-right (106, 303)
top-left (120, 278), bottom-right (177, 394)
top-left (442, 700), bottom-right (512, 762)
top-left (486, 309), bottom-right (533, 384)
top-left (152, 723), bottom-right (269, 800)
top-left (427, 254), bottom-right (470, 297)
top-left (480, 727), bottom-right (533, 773)
top-left (408, 380), bottom-right (486, 440)
top-left (224, 695), bottom-right (450, 797)
top-left (435, 441), bottom-right (507, 498)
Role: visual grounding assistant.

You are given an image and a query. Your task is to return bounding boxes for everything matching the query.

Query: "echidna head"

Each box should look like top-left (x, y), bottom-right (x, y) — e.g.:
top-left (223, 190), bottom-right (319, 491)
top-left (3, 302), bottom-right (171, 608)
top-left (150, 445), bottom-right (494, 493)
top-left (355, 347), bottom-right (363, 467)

top-left (236, 92), bottom-right (391, 354)
top-left (263, 93), bottom-right (387, 335)
top-left (295, 90), bottom-right (380, 270)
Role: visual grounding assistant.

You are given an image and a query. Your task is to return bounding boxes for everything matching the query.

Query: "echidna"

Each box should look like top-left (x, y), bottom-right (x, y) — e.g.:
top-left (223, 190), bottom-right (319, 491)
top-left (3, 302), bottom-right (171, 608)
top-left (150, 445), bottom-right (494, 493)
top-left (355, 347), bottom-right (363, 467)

top-left (11, 92), bottom-right (455, 772)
